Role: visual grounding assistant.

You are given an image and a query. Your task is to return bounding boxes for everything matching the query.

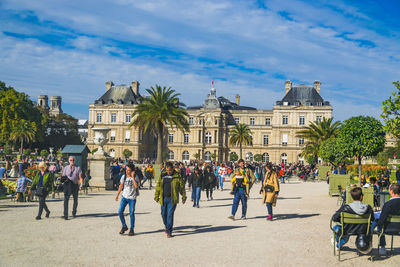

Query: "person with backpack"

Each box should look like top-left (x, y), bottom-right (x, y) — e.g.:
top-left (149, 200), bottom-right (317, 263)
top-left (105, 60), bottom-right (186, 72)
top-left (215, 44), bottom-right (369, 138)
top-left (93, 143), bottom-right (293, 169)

top-left (204, 165), bottom-right (217, 200)
top-left (115, 163), bottom-right (139, 236)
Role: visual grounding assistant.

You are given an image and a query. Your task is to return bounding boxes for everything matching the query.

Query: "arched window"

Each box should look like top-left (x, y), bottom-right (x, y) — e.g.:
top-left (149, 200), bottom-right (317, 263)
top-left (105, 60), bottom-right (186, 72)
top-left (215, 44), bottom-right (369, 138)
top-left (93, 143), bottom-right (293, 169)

top-left (168, 151), bottom-right (174, 160)
top-left (246, 152), bottom-right (253, 162)
top-left (204, 151), bottom-right (211, 161)
top-left (281, 153), bottom-right (288, 164)
top-left (109, 149), bottom-right (115, 158)
top-left (262, 153), bottom-right (269, 162)
top-left (205, 132), bottom-right (212, 144)
top-left (182, 151), bottom-right (189, 161)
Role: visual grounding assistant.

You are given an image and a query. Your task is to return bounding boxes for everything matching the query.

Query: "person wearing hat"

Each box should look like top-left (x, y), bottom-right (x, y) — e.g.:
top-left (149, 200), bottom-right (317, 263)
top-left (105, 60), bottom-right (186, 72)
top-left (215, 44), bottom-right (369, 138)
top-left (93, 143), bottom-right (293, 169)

top-left (30, 162), bottom-right (54, 220)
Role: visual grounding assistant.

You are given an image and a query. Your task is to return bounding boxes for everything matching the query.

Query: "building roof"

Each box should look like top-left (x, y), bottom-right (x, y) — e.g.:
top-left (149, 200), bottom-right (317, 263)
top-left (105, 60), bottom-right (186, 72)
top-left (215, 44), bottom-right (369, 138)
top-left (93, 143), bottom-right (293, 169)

top-left (276, 84), bottom-right (330, 106)
top-left (94, 85), bottom-right (140, 105)
top-left (61, 145), bottom-right (89, 154)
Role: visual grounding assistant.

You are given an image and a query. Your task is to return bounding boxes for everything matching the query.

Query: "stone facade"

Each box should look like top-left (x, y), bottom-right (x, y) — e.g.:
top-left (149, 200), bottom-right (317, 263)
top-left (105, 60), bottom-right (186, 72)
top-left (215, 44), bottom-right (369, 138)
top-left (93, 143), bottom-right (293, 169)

top-left (87, 80), bottom-right (333, 164)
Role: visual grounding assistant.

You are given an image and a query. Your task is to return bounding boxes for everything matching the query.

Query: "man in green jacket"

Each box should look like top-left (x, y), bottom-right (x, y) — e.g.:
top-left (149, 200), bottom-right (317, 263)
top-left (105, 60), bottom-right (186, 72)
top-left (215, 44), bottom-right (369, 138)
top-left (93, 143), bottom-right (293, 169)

top-left (155, 161), bottom-right (186, 238)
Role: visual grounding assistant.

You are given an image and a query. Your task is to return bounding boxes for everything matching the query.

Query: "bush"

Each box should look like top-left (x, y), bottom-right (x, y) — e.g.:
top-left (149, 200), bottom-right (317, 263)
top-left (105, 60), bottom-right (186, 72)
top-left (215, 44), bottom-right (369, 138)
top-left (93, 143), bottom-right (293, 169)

top-left (230, 153), bottom-right (238, 161)
top-left (377, 152), bottom-right (389, 166)
top-left (91, 148), bottom-right (98, 155)
top-left (123, 149), bottom-right (133, 159)
top-left (40, 149), bottom-right (49, 158)
top-left (23, 149), bottom-right (31, 157)
top-left (254, 154), bottom-right (262, 162)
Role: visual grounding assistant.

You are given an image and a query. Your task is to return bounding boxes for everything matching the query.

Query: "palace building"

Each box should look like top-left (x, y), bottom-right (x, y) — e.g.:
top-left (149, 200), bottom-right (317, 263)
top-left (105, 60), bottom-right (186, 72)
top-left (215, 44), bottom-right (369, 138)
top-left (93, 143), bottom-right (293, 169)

top-left (87, 80), bottom-right (332, 164)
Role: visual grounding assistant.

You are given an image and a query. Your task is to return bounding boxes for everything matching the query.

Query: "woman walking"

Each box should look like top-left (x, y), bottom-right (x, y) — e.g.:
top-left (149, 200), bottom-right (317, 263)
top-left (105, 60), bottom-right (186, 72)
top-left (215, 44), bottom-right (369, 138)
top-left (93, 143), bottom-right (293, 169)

top-left (191, 167), bottom-right (204, 208)
top-left (204, 166), bottom-right (217, 200)
top-left (260, 162), bottom-right (280, 221)
top-left (30, 162), bottom-right (54, 220)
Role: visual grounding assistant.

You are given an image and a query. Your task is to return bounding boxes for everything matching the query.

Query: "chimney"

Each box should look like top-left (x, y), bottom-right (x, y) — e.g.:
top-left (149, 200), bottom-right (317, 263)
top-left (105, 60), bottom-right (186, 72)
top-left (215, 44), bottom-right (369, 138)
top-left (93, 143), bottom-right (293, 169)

top-left (314, 80), bottom-right (321, 94)
top-left (106, 81), bottom-right (114, 91)
top-left (235, 94), bottom-right (240, 105)
top-left (132, 81), bottom-right (140, 95)
top-left (285, 80), bottom-right (292, 94)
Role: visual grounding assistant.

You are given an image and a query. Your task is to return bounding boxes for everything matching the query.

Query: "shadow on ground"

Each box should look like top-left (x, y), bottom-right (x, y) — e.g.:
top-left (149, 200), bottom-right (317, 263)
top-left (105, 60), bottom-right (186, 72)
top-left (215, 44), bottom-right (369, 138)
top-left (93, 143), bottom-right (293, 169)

top-left (137, 224), bottom-right (246, 237)
top-left (247, 213), bottom-right (320, 220)
top-left (335, 246), bottom-right (400, 262)
top-left (75, 212), bottom-right (150, 218)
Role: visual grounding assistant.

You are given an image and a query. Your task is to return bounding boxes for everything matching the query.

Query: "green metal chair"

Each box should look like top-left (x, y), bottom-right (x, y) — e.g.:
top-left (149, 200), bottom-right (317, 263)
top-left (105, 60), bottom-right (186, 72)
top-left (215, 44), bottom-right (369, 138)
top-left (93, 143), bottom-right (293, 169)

top-left (330, 212), bottom-right (372, 261)
top-left (377, 215), bottom-right (400, 257)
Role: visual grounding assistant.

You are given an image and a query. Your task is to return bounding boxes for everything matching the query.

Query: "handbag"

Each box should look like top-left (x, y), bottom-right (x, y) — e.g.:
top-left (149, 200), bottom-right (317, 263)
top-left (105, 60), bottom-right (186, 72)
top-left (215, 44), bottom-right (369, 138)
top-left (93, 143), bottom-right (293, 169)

top-left (264, 184), bottom-right (274, 192)
top-left (35, 186), bottom-right (45, 197)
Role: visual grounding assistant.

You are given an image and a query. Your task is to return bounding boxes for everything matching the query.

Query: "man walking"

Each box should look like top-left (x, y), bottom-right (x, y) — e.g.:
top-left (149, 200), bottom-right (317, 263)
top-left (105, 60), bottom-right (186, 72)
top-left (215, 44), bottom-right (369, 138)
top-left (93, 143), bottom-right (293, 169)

top-left (62, 156), bottom-right (83, 220)
top-left (154, 162), bottom-right (186, 238)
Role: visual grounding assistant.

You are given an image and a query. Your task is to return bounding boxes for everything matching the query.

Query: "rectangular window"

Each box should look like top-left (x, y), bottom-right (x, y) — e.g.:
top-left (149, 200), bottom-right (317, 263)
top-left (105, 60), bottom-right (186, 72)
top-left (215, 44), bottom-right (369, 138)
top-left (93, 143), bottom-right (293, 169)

top-left (214, 130), bottom-right (217, 143)
top-left (184, 133), bottom-right (189, 144)
top-left (265, 118), bottom-right (271, 126)
top-left (234, 118), bottom-right (239, 124)
top-left (189, 117), bottom-right (194, 125)
top-left (96, 113), bottom-right (102, 123)
top-left (198, 130), bottom-right (201, 143)
top-left (250, 118), bottom-right (255, 125)
top-left (316, 116), bottom-right (322, 123)
top-left (299, 115), bottom-right (305, 125)
top-left (125, 113), bottom-right (131, 123)
top-left (282, 115), bottom-right (288, 125)
top-left (139, 129), bottom-right (143, 141)
top-left (263, 135), bottom-right (269, 145)
top-left (299, 138), bottom-right (304, 145)
top-left (125, 131), bottom-right (130, 142)
top-left (282, 134), bottom-right (288, 146)
top-left (168, 133), bottom-right (174, 144)
top-left (111, 113), bottom-right (117, 123)
top-left (110, 130), bottom-right (116, 142)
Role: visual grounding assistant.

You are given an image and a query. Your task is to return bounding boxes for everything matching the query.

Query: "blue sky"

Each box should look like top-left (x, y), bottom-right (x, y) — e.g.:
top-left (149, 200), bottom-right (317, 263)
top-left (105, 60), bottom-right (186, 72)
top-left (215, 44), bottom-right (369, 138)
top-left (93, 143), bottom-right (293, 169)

top-left (0, 0), bottom-right (399, 120)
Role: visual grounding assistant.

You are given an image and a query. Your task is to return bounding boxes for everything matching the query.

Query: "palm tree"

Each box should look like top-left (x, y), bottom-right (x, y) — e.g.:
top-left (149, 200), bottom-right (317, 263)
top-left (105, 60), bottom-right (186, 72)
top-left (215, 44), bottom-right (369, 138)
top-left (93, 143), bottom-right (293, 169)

top-left (9, 120), bottom-right (37, 155)
top-left (296, 117), bottom-right (340, 163)
top-left (229, 123), bottom-right (252, 160)
top-left (129, 85), bottom-right (189, 164)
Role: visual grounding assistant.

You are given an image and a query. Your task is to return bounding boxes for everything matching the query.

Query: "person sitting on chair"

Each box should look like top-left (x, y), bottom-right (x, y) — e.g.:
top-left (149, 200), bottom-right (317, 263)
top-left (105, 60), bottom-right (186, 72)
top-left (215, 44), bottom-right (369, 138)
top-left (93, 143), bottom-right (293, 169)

top-left (331, 187), bottom-right (374, 250)
top-left (372, 183), bottom-right (400, 256)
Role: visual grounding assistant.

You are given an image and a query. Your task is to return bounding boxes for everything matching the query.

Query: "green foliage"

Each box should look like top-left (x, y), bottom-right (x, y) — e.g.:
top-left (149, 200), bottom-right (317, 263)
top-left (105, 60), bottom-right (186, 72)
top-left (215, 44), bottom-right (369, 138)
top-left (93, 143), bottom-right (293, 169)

top-left (3, 144), bottom-right (12, 155)
top-left (193, 153), bottom-right (200, 160)
top-left (56, 149), bottom-right (64, 159)
top-left (9, 119), bottom-right (37, 154)
top-left (211, 153), bottom-right (217, 160)
top-left (122, 149), bottom-right (133, 159)
top-left (381, 81), bottom-right (400, 138)
top-left (306, 156), bottom-right (316, 165)
top-left (23, 149), bottom-right (31, 157)
top-left (130, 85), bottom-right (189, 164)
top-left (319, 138), bottom-right (345, 167)
top-left (0, 82), bottom-right (44, 144)
top-left (162, 151), bottom-right (168, 160)
top-left (377, 152), bottom-right (389, 166)
top-left (40, 149), bottom-right (49, 158)
top-left (91, 148), bottom-right (98, 155)
top-left (385, 140), bottom-right (400, 159)
top-left (229, 152), bottom-right (238, 161)
top-left (336, 116), bottom-right (386, 183)
top-left (41, 113), bottom-right (82, 150)
top-left (297, 117), bottom-right (340, 162)
top-left (229, 123), bottom-right (252, 159)
top-left (254, 154), bottom-right (262, 162)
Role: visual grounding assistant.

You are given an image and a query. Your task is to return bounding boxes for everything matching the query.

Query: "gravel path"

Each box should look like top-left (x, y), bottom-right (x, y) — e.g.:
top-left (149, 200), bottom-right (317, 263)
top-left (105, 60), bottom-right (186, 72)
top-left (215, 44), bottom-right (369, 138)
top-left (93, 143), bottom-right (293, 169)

top-left (1, 180), bottom-right (399, 266)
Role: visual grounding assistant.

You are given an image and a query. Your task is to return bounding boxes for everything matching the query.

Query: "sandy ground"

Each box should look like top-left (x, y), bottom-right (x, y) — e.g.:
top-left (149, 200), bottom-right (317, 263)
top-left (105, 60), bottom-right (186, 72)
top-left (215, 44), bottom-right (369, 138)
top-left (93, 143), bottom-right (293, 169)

top-left (1, 180), bottom-right (399, 267)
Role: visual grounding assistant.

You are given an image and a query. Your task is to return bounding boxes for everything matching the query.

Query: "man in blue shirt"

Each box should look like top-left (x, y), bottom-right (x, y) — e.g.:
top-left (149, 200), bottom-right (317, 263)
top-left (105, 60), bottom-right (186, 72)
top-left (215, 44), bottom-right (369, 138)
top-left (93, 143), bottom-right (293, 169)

top-left (0, 163), bottom-right (6, 179)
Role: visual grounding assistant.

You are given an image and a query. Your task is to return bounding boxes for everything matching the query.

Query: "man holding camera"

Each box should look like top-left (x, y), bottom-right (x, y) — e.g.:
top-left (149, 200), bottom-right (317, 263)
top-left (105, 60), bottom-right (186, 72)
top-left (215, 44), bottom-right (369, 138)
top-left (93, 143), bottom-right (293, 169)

top-left (62, 156), bottom-right (83, 220)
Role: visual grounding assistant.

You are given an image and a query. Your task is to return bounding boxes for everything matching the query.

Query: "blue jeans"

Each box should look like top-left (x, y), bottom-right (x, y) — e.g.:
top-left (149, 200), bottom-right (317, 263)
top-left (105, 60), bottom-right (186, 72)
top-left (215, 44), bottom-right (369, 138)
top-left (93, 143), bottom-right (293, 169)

top-left (231, 189), bottom-right (247, 217)
top-left (332, 224), bottom-right (350, 248)
top-left (266, 202), bottom-right (273, 216)
top-left (219, 175), bottom-right (224, 189)
top-left (193, 187), bottom-right (201, 207)
top-left (161, 197), bottom-right (177, 234)
top-left (118, 197), bottom-right (136, 230)
top-left (371, 213), bottom-right (386, 247)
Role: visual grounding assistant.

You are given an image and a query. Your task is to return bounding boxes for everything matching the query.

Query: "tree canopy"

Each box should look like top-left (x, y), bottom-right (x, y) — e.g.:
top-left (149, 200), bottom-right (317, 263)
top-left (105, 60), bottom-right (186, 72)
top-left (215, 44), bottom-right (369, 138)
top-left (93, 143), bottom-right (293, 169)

top-left (381, 81), bottom-right (400, 138)
top-left (319, 137), bottom-right (345, 167)
top-left (229, 123), bottom-right (252, 160)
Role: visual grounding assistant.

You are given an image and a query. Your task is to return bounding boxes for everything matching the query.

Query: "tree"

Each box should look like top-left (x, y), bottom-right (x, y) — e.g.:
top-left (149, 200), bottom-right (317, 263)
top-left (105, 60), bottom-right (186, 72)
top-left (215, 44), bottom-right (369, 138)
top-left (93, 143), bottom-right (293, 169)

top-left (254, 154), bottom-right (263, 162)
top-left (0, 82), bottom-right (44, 145)
top-left (229, 123), bottom-right (252, 159)
top-left (9, 120), bottom-right (37, 155)
top-left (381, 81), bottom-right (400, 138)
top-left (296, 117), bottom-right (340, 162)
top-left (336, 116), bottom-right (386, 185)
top-left (23, 149), bottom-right (31, 157)
top-left (230, 152), bottom-right (238, 161)
top-left (211, 153), bottom-right (217, 161)
top-left (130, 85), bottom-right (189, 164)
top-left (319, 137), bottom-right (345, 167)
top-left (377, 152), bottom-right (389, 166)
top-left (193, 153), bottom-right (200, 161)
top-left (40, 149), bottom-right (49, 158)
top-left (123, 149), bottom-right (133, 159)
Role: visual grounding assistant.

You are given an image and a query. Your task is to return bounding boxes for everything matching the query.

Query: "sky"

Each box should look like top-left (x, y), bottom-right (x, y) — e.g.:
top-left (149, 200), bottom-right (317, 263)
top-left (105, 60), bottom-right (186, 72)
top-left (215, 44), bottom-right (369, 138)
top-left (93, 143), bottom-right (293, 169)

top-left (0, 0), bottom-right (399, 121)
